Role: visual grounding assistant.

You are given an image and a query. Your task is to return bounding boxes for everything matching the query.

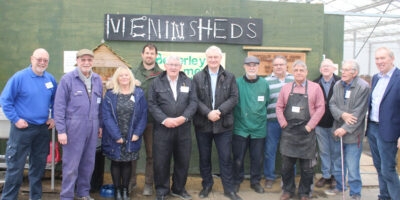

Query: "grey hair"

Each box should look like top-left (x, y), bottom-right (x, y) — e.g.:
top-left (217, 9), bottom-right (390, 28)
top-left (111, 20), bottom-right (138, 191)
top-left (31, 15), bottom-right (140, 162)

top-left (272, 55), bottom-right (287, 64)
top-left (342, 60), bottom-right (359, 72)
top-left (292, 60), bottom-right (307, 70)
top-left (320, 59), bottom-right (334, 68)
top-left (165, 55), bottom-right (181, 64)
top-left (376, 47), bottom-right (394, 59)
top-left (205, 45), bottom-right (223, 56)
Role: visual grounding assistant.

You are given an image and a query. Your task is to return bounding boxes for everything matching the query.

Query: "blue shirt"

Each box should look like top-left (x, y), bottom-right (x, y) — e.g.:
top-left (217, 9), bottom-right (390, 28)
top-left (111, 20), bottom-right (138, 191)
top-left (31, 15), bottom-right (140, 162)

top-left (341, 79), bottom-right (353, 104)
top-left (370, 67), bottom-right (396, 122)
top-left (0, 66), bottom-right (57, 124)
top-left (320, 76), bottom-right (334, 97)
top-left (209, 68), bottom-right (219, 109)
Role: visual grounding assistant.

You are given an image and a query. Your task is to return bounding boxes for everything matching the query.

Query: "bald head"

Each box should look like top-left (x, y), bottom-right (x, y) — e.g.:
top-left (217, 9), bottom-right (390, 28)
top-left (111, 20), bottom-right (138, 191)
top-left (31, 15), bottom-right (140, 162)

top-left (30, 48), bottom-right (49, 76)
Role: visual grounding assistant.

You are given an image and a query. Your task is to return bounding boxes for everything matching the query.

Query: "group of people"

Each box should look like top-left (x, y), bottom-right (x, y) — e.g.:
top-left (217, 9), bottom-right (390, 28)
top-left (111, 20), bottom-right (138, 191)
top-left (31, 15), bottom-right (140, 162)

top-left (0, 44), bottom-right (399, 200)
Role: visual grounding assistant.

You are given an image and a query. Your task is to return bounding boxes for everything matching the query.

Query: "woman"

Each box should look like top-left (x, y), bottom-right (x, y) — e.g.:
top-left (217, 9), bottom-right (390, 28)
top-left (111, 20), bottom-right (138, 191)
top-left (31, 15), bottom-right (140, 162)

top-left (102, 66), bottom-right (147, 200)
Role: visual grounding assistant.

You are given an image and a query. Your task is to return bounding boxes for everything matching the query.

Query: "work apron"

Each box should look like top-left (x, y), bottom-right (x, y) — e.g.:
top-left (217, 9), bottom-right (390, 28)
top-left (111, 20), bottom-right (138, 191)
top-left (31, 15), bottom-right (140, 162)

top-left (280, 82), bottom-right (316, 159)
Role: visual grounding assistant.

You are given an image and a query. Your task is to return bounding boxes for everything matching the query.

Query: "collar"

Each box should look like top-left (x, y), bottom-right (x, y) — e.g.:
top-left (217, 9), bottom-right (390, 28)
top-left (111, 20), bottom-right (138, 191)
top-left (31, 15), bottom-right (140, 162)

top-left (270, 72), bottom-right (289, 79)
top-left (321, 76), bottom-right (334, 84)
top-left (28, 65), bottom-right (43, 77)
top-left (77, 67), bottom-right (92, 80)
top-left (294, 80), bottom-right (307, 87)
top-left (378, 66), bottom-right (396, 79)
top-left (208, 67), bottom-right (219, 76)
top-left (244, 75), bottom-right (259, 83)
top-left (341, 79), bottom-right (354, 88)
top-left (167, 74), bottom-right (178, 83)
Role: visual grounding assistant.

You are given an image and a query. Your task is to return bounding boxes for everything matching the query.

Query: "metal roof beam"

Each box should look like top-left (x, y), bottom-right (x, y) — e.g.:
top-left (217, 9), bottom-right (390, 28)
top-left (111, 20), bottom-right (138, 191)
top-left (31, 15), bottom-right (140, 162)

top-left (325, 11), bottom-right (400, 18)
top-left (347, 0), bottom-right (392, 12)
top-left (344, 19), bottom-right (400, 32)
top-left (344, 31), bottom-right (400, 41)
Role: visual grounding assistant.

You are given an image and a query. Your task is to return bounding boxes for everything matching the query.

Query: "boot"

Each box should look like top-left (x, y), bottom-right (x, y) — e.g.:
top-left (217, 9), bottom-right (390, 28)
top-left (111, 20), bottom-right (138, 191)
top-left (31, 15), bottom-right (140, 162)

top-left (122, 187), bottom-right (130, 200)
top-left (115, 187), bottom-right (122, 200)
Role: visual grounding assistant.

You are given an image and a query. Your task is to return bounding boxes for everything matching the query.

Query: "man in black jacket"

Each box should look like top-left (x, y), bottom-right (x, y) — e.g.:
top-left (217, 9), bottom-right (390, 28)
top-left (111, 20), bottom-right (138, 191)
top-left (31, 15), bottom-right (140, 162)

top-left (148, 56), bottom-right (198, 200)
top-left (313, 59), bottom-right (340, 189)
top-left (193, 46), bottom-right (241, 200)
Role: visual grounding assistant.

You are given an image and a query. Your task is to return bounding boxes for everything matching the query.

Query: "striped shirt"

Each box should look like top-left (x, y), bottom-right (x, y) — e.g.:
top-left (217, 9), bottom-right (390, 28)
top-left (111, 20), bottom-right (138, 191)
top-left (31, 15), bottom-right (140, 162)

top-left (265, 73), bottom-right (294, 120)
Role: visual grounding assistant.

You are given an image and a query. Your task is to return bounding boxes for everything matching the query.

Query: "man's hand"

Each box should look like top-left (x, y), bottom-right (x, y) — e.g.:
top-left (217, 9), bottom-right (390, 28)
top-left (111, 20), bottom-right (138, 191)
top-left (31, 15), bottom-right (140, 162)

top-left (15, 119), bottom-right (28, 129)
top-left (116, 138), bottom-right (123, 144)
top-left (132, 135), bottom-right (139, 141)
top-left (207, 110), bottom-right (221, 122)
top-left (305, 125), bottom-right (312, 133)
top-left (397, 137), bottom-right (400, 149)
top-left (98, 128), bottom-right (103, 138)
top-left (281, 121), bottom-right (288, 128)
top-left (341, 112), bottom-right (357, 125)
top-left (58, 133), bottom-right (68, 145)
top-left (46, 119), bottom-right (55, 129)
top-left (174, 116), bottom-right (186, 127)
top-left (334, 128), bottom-right (347, 137)
top-left (163, 118), bottom-right (178, 128)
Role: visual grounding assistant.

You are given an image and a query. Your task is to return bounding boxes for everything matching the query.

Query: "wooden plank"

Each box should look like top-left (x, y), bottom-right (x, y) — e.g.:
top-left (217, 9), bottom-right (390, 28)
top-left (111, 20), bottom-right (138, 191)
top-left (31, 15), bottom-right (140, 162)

top-left (243, 46), bottom-right (312, 52)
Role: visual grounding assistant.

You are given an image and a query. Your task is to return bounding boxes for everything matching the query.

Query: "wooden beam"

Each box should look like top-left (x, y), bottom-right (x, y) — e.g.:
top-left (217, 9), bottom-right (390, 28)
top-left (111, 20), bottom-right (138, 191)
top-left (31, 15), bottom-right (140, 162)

top-left (243, 46), bottom-right (312, 52)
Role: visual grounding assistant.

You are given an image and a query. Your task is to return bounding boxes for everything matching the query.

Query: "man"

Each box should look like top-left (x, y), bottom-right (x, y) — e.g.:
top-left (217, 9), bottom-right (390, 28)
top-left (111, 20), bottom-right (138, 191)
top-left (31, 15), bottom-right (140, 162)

top-left (232, 56), bottom-right (269, 194)
top-left (0, 48), bottom-right (57, 200)
top-left (326, 60), bottom-right (369, 200)
top-left (276, 60), bottom-right (325, 200)
top-left (367, 47), bottom-right (400, 200)
top-left (148, 56), bottom-right (197, 200)
top-left (263, 55), bottom-right (294, 188)
top-left (193, 46), bottom-right (241, 200)
top-left (54, 49), bottom-right (103, 200)
top-left (130, 43), bottom-right (162, 195)
top-left (313, 59), bottom-right (340, 188)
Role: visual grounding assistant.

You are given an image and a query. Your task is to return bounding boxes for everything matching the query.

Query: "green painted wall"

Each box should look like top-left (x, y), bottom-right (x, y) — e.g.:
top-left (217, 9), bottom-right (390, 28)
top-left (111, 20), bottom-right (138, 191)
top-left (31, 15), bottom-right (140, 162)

top-left (0, 0), bottom-right (344, 174)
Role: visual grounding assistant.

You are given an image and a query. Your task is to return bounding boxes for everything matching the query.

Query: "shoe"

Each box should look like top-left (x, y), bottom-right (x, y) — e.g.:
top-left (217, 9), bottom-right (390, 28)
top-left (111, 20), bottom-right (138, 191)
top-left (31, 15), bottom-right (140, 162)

top-left (128, 182), bottom-right (137, 193)
top-left (351, 195), bottom-right (361, 200)
top-left (171, 190), bottom-right (192, 200)
top-left (233, 184), bottom-right (240, 193)
top-left (115, 188), bottom-right (122, 200)
top-left (250, 183), bottom-right (264, 193)
top-left (324, 188), bottom-right (341, 196)
top-left (77, 196), bottom-right (94, 200)
top-left (315, 177), bottom-right (331, 188)
top-left (224, 192), bottom-right (242, 200)
top-left (300, 196), bottom-right (309, 200)
top-left (280, 192), bottom-right (292, 200)
top-left (155, 195), bottom-right (167, 200)
top-left (143, 184), bottom-right (154, 196)
top-left (122, 187), bottom-right (130, 200)
top-left (198, 186), bottom-right (212, 198)
top-left (264, 179), bottom-right (274, 188)
top-left (330, 176), bottom-right (337, 189)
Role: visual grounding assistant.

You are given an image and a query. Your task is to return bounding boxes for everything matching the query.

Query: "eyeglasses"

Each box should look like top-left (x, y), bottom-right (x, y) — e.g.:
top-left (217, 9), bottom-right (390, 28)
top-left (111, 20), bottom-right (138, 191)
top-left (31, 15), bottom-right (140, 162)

top-left (166, 63), bottom-right (181, 67)
top-left (273, 63), bottom-right (286, 67)
top-left (245, 63), bottom-right (258, 67)
top-left (33, 56), bottom-right (49, 63)
top-left (340, 68), bottom-right (354, 73)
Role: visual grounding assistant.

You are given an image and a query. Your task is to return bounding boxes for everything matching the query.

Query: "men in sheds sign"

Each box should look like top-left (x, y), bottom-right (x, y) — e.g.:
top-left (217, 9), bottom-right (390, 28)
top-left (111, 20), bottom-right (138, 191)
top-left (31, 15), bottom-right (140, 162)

top-left (104, 14), bottom-right (263, 45)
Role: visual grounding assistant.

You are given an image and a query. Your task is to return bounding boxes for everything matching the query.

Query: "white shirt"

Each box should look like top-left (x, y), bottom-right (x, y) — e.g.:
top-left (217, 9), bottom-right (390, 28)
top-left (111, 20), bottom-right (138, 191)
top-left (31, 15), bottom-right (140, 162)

top-left (370, 67), bottom-right (396, 122)
top-left (167, 75), bottom-right (178, 101)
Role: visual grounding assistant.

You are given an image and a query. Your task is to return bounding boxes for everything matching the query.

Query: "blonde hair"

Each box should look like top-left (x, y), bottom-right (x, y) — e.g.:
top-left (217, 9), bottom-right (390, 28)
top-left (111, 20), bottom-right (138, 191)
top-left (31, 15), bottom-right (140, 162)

top-left (109, 66), bottom-right (136, 94)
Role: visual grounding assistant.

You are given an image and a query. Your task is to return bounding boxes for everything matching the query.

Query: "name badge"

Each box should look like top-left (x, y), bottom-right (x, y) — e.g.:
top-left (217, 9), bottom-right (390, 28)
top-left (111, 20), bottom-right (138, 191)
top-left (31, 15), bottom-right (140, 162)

top-left (180, 86), bottom-right (189, 93)
top-left (130, 95), bottom-right (135, 102)
top-left (258, 96), bottom-right (264, 102)
top-left (292, 106), bottom-right (300, 113)
top-left (97, 97), bottom-right (101, 104)
top-left (45, 82), bottom-right (53, 89)
top-left (74, 90), bottom-right (83, 96)
top-left (345, 91), bottom-right (351, 99)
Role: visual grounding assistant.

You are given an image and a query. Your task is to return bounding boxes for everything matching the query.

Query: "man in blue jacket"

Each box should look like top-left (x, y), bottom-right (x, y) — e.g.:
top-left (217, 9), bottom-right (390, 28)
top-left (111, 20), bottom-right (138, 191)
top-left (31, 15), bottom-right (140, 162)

top-left (0, 48), bottom-right (57, 200)
top-left (367, 47), bottom-right (400, 200)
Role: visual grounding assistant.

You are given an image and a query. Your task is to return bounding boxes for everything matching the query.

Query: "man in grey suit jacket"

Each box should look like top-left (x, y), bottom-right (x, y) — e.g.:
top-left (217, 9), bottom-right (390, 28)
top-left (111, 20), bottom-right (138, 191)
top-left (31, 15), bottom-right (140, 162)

top-left (325, 60), bottom-right (370, 200)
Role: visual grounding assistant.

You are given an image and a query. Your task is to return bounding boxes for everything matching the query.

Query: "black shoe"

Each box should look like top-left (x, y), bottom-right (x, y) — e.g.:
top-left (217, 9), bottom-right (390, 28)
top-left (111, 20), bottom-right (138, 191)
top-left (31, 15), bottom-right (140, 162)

top-left (171, 190), bottom-right (192, 200)
top-left (234, 184), bottom-right (240, 193)
top-left (115, 188), bottom-right (122, 200)
top-left (224, 192), bottom-right (243, 200)
top-left (198, 186), bottom-right (212, 198)
top-left (122, 187), bottom-right (130, 200)
top-left (155, 195), bottom-right (167, 200)
top-left (250, 183), bottom-right (265, 193)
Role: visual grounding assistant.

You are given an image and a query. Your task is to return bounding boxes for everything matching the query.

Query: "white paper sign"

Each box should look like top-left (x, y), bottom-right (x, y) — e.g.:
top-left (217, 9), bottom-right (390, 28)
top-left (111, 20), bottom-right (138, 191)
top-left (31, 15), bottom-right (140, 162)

top-left (63, 51), bottom-right (78, 73)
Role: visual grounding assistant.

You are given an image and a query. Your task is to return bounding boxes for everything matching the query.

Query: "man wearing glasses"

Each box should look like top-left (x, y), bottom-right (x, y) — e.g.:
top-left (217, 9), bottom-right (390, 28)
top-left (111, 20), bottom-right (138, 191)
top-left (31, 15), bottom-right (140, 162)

top-left (0, 48), bottom-right (57, 200)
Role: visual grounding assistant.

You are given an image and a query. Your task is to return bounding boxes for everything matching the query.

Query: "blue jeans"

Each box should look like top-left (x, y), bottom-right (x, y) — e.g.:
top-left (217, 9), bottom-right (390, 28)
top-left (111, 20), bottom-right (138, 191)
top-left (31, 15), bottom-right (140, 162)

top-left (196, 130), bottom-right (235, 193)
top-left (1, 124), bottom-right (50, 200)
top-left (332, 139), bottom-right (362, 197)
top-left (232, 134), bottom-right (264, 185)
top-left (315, 126), bottom-right (335, 179)
top-left (367, 122), bottom-right (400, 200)
top-left (264, 120), bottom-right (281, 180)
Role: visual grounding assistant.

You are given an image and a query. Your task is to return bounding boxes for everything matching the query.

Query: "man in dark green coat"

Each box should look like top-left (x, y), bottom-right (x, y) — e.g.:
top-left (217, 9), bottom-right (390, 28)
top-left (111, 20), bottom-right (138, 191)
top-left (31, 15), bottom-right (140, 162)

top-left (130, 43), bottom-right (163, 196)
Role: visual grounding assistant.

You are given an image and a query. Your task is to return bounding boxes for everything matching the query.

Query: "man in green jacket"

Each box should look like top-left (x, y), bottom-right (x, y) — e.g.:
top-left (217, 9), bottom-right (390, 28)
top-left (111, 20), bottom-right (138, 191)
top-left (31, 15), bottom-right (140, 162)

top-left (232, 56), bottom-right (270, 194)
top-left (130, 43), bottom-right (163, 196)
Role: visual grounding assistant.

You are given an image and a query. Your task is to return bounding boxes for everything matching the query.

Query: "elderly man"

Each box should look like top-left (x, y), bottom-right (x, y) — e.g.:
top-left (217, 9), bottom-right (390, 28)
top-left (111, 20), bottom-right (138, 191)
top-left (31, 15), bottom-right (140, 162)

top-left (276, 60), bottom-right (325, 200)
top-left (0, 48), bottom-right (57, 200)
top-left (367, 47), bottom-right (400, 200)
top-left (54, 49), bottom-right (103, 200)
top-left (130, 43), bottom-right (162, 195)
top-left (325, 60), bottom-right (369, 200)
top-left (313, 59), bottom-right (340, 188)
top-left (193, 46), bottom-right (241, 200)
top-left (148, 56), bottom-right (197, 200)
top-left (263, 55), bottom-right (294, 188)
top-left (232, 56), bottom-right (269, 194)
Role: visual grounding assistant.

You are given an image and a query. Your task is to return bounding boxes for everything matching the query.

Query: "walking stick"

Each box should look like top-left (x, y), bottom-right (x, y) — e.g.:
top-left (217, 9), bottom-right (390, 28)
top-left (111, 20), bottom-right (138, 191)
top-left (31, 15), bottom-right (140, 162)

top-left (340, 136), bottom-right (345, 200)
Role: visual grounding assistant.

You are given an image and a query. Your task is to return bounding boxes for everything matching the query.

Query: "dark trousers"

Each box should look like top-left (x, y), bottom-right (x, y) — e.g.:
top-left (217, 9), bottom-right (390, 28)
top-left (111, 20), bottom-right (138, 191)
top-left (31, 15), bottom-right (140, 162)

top-left (1, 124), bottom-right (50, 200)
top-left (153, 123), bottom-right (192, 196)
top-left (90, 149), bottom-right (105, 192)
top-left (281, 155), bottom-right (314, 197)
top-left (131, 123), bottom-right (153, 186)
top-left (232, 135), bottom-right (264, 185)
top-left (195, 130), bottom-right (234, 193)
